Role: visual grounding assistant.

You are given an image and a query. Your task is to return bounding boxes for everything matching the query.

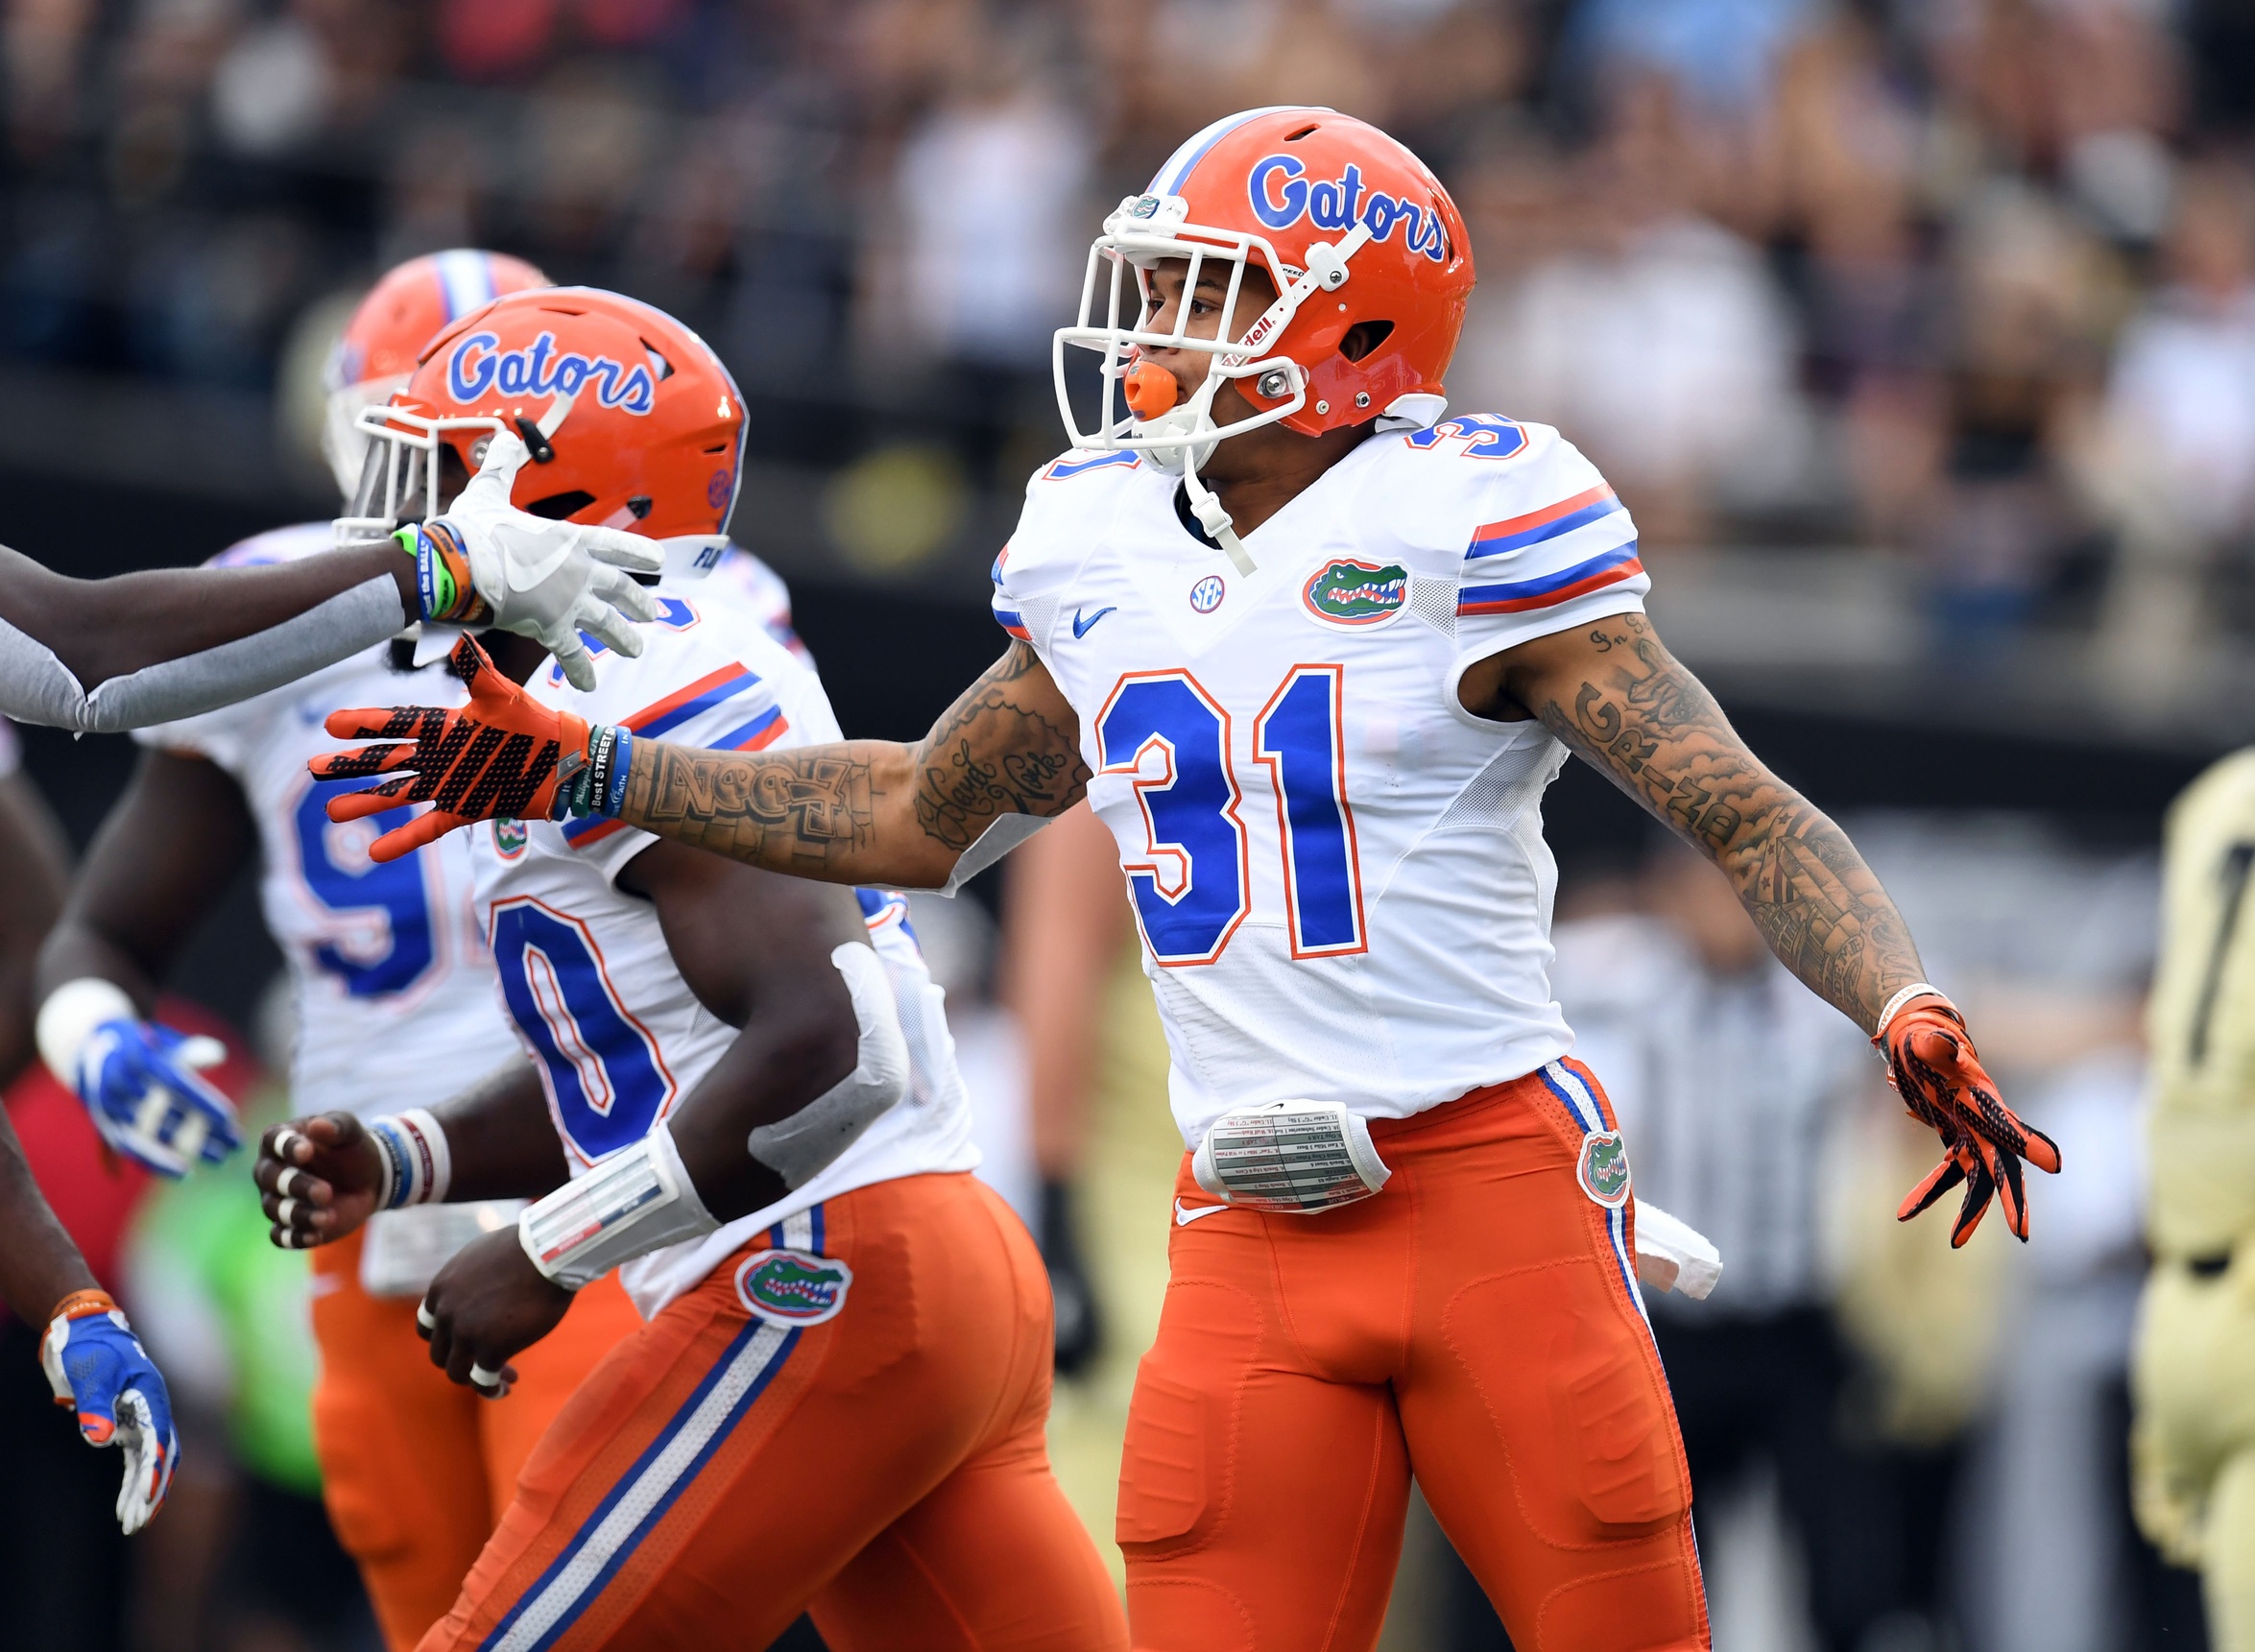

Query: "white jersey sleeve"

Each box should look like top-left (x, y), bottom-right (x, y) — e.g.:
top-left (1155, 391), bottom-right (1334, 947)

top-left (542, 606), bottom-right (842, 886)
top-left (1382, 417), bottom-right (1649, 675)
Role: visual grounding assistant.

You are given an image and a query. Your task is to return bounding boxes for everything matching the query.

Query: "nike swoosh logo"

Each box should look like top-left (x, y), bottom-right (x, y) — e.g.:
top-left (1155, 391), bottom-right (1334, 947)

top-left (1071, 606), bottom-right (1117, 638)
top-left (1174, 1199), bottom-right (1229, 1226)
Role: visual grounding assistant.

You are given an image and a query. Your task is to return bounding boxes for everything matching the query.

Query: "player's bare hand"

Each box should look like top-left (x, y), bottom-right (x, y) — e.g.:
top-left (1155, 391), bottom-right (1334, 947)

top-left (417, 1228), bottom-right (572, 1398)
top-left (255, 1113), bottom-right (381, 1249)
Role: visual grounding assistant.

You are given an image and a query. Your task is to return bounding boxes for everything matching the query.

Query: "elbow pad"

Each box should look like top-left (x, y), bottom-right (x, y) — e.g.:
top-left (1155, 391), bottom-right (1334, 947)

top-left (0, 577), bottom-right (406, 732)
top-left (748, 942), bottom-right (911, 1188)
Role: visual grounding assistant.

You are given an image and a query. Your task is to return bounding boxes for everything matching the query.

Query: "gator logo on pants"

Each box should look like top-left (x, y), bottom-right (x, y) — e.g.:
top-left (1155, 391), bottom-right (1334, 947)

top-left (1576, 1130), bottom-right (1631, 1209)
top-left (1303, 559), bottom-right (1408, 627)
top-left (734, 1249), bottom-right (853, 1327)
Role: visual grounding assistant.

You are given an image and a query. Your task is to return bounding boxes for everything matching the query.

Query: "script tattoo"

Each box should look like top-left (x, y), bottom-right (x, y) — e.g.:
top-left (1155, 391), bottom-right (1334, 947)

top-left (618, 642), bottom-right (1087, 883)
top-left (911, 643), bottom-right (1090, 851)
top-left (1537, 615), bottom-right (1923, 1030)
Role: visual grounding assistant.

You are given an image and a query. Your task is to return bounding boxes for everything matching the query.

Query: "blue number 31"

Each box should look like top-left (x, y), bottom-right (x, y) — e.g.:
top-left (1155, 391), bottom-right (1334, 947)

top-left (1096, 666), bottom-right (1366, 967)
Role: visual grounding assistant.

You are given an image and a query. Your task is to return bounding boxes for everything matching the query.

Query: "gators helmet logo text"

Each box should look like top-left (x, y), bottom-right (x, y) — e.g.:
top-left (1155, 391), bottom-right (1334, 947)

top-left (1576, 1131), bottom-right (1631, 1209)
top-left (445, 329), bottom-right (657, 415)
top-left (1304, 559), bottom-right (1408, 628)
top-left (734, 1248), bottom-right (854, 1327)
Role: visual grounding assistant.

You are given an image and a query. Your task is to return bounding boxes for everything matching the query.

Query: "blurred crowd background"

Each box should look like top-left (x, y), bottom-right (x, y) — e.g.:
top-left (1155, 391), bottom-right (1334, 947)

top-left (0, 0), bottom-right (2244, 1648)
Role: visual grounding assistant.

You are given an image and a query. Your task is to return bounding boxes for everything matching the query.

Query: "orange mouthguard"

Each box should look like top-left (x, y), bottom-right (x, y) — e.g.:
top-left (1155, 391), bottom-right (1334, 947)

top-left (1122, 361), bottom-right (1179, 419)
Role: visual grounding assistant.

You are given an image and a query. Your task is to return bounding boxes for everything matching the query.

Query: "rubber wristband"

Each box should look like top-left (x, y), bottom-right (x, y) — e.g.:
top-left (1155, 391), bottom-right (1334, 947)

top-left (1874, 982), bottom-right (1948, 1041)
top-left (600, 728), bottom-right (633, 818)
top-left (367, 1109), bottom-right (452, 1209)
top-left (47, 1288), bottom-right (116, 1325)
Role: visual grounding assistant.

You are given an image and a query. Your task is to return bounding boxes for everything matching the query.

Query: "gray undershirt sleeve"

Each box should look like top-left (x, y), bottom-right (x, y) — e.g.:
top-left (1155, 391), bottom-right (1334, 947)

top-left (0, 575), bottom-right (409, 732)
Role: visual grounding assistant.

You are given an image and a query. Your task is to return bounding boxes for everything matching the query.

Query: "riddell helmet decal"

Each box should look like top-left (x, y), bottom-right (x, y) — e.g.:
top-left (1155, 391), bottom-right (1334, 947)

top-left (1303, 558), bottom-right (1408, 627)
top-left (445, 330), bottom-right (656, 414)
top-left (734, 1249), bottom-right (853, 1327)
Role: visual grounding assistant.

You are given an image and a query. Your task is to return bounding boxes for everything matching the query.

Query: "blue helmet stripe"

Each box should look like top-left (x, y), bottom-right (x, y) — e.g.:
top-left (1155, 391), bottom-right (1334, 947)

top-left (1150, 106), bottom-right (1323, 196)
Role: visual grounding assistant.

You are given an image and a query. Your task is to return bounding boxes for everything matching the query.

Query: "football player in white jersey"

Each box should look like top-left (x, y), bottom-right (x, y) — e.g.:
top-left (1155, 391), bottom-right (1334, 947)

top-left (26, 252), bottom-right (778, 1652)
top-left (268, 287), bottom-right (1123, 1651)
top-left (309, 113), bottom-right (2058, 1651)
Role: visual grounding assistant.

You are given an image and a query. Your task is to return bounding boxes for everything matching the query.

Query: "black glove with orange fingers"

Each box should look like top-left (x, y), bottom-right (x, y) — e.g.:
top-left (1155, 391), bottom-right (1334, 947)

top-left (1879, 986), bottom-right (2061, 1247)
top-left (307, 635), bottom-right (594, 863)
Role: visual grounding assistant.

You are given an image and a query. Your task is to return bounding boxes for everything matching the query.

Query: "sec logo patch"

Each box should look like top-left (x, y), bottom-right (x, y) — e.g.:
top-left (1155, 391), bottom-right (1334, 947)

top-left (1576, 1130), bottom-right (1631, 1209)
top-left (1188, 575), bottom-right (1226, 613)
top-left (734, 1248), bottom-right (853, 1327)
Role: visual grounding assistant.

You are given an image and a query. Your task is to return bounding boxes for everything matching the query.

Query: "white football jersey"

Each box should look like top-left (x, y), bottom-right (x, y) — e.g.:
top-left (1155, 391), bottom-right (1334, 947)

top-left (136, 523), bottom-right (524, 1114)
top-left (991, 417), bottom-right (1651, 1147)
top-left (472, 587), bottom-right (977, 1319)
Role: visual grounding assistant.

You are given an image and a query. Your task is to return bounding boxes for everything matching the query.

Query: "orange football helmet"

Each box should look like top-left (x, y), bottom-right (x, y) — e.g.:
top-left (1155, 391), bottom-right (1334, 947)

top-left (1053, 107), bottom-right (1474, 558)
top-left (339, 287), bottom-right (746, 571)
top-left (322, 250), bottom-right (550, 503)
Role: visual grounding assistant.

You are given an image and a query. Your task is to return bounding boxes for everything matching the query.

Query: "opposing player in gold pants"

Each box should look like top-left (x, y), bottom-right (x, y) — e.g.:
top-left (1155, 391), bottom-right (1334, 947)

top-left (2136, 750), bottom-right (2255, 1647)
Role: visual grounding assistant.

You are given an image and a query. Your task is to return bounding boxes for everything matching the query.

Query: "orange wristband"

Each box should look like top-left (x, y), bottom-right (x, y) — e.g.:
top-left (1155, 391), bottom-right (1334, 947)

top-left (46, 1288), bottom-right (117, 1325)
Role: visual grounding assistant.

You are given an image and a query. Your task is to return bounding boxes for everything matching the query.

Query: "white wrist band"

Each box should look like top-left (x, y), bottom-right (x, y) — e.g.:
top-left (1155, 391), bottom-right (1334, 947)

top-left (518, 1122), bottom-right (719, 1290)
top-left (368, 1110), bottom-right (452, 1210)
top-left (36, 977), bottom-right (137, 1089)
top-left (747, 943), bottom-right (911, 1188)
top-left (1874, 982), bottom-right (1948, 1041)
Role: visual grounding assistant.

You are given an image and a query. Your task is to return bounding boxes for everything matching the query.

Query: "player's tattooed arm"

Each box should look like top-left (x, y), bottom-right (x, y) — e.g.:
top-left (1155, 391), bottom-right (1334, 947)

top-left (1467, 613), bottom-right (1926, 1033)
top-left (616, 642), bottom-right (1090, 888)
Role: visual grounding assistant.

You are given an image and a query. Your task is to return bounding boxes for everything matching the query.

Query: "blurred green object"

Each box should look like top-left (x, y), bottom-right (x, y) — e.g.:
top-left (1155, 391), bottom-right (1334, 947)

top-left (127, 1084), bottom-right (322, 1496)
top-left (821, 443), bottom-right (972, 575)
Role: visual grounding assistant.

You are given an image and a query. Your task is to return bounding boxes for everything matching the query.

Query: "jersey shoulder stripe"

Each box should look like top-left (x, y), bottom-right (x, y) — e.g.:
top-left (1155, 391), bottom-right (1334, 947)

top-left (631, 664), bottom-right (758, 739)
top-left (1459, 541), bottom-right (1644, 615)
top-left (1042, 450), bottom-right (1140, 482)
top-left (1465, 484), bottom-right (1624, 559)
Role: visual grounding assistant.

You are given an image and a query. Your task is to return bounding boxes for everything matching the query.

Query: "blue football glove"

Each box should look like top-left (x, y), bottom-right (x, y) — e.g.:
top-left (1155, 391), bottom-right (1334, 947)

top-left (69, 1017), bottom-right (239, 1179)
top-left (40, 1292), bottom-right (178, 1533)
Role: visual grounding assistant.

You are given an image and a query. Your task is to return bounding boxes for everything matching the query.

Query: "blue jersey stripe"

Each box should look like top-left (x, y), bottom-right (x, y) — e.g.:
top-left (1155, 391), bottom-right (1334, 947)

top-left (1466, 495), bottom-right (1626, 559)
top-left (1459, 543), bottom-right (1642, 609)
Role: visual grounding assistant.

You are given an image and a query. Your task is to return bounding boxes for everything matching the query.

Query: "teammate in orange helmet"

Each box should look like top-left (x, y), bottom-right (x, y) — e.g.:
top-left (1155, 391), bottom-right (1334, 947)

top-left (0, 243), bottom-right (663, 732)
top-left (265, 286), bottom-right (1123, 1651)
top-left (314, 111), bottom-right (2055, 1651)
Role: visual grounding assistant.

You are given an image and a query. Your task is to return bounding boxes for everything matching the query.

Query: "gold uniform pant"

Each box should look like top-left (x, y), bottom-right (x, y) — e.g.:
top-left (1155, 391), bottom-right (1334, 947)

top-left (2134, 1254), bottom-right (2255, 1650)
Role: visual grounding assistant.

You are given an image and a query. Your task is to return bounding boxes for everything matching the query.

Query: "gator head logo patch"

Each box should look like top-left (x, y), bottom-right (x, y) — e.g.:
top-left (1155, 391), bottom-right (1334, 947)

top-left (1304, 559), bottom-right (1408, 628)
top-left (1576, 1131), bottom-right (1631, 1209)
top-left (734, 1249), bottom-right (853, 1327)
top-left (492, 818), bottom-right (528, 858)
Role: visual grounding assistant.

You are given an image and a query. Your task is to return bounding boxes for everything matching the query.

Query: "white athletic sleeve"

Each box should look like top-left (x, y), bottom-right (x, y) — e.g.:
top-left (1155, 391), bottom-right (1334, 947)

top-left (0, 574), bottom-right (408, 734)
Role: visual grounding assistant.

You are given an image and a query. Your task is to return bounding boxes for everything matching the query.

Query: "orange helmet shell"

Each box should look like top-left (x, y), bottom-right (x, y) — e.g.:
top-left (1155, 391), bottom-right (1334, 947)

top-left (1148, 108), bottom-right (1474, 437)
top-left (328, 250), bottom-right (550, 392)
top-left (392, 287), bottom-right (746, 540)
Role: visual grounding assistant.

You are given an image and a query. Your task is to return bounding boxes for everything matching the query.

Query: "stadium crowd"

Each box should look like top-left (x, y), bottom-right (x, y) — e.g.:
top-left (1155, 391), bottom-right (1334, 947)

top-left (0, 1), bottom-right (2243, 1650)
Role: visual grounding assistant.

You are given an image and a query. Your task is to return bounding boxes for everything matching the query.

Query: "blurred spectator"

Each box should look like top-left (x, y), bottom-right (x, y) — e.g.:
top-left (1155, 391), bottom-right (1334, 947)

top-left (2081, 157), bottom-right (2255, 696)
top-left (1449, 99), bottom-right (1811, 545)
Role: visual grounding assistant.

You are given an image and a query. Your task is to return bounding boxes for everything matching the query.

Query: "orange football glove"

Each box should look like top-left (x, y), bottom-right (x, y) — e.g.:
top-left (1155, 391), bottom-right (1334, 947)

top-left (1880, 988), bottom-right (2061, 1247)
top-left (308, 636), bottom-right (590, 863)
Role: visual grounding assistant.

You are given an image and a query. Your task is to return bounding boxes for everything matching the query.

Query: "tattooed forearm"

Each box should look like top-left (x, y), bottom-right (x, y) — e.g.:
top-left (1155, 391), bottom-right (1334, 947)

top-left (1507, 614), bottom-right (1923, 1030)
top-left (910, 644), bottom-right (1090, 850)
top-left (615, 642), bottom-right (1087, 888)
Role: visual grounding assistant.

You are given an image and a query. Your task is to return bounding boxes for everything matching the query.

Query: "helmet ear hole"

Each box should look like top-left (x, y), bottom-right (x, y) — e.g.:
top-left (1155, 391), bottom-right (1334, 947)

top-left (525, 490), bottom-right (596, 519)
top-left (1341, 320), bottom-right (1394, 363)
top-left (1284, 123), bottom-right (1319, 141)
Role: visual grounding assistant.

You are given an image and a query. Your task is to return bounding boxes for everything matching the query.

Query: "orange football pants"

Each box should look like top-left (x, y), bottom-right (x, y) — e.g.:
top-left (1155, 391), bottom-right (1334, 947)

top-left (1121, 1059), bottom-right (1710, 1652)
top-left (420, 1171), bottom-right (1127, 1652)
top-left (309, 1226), bottom-right (646, 1652)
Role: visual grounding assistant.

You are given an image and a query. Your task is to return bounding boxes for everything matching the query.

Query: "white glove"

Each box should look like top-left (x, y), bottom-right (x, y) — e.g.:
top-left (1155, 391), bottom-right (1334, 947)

top-left (442, 431), bottom-right (663, 691)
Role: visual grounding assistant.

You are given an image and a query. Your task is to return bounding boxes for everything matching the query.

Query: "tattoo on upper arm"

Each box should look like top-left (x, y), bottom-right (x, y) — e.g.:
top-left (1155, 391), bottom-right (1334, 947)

top-left (910, 643), bottom-right (1090, 850)
top-left (1535, 615), bottom-right (1922, 1029)
top-left (618, 643), bottom-right (1086, 876)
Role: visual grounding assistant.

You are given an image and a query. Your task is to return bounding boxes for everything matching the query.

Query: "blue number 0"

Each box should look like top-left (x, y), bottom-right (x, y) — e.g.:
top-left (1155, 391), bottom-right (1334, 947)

top-left (294, 779), bottom-right (435, 997)
top-left (1096, 673), bottom-right (1249, 966)
top-left (489, 899), bottom-right (675, 1160)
